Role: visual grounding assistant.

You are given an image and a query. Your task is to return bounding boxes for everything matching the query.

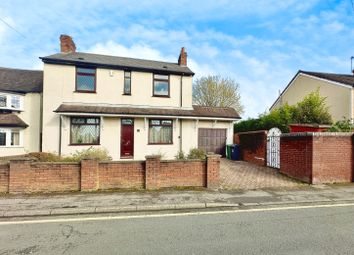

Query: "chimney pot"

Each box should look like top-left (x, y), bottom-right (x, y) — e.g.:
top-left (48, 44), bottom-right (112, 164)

top-left (178, 47), bottom-right (187, 66)
top-left (60, 34), bottom-right (76, 53)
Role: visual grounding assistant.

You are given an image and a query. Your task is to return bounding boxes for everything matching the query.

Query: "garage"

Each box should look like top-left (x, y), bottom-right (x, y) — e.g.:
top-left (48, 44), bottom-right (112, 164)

top-left (198, 128), bottom-right (227, 156)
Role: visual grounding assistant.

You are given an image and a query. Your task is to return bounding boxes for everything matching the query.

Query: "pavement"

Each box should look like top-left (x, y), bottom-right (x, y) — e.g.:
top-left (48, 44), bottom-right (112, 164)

top-left (220, 158), bottom-right (302, 189)
top-left (1, 183), bottom-right (354, 218)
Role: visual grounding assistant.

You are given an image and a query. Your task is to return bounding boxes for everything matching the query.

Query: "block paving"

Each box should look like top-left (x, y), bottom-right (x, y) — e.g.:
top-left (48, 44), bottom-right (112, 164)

top-left (220, 158), bottom-right (302, 190)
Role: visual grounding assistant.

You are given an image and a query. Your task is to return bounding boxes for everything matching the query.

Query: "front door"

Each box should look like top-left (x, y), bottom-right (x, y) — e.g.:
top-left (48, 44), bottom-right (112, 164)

top-left (120, 119), bottom-right (134, 158)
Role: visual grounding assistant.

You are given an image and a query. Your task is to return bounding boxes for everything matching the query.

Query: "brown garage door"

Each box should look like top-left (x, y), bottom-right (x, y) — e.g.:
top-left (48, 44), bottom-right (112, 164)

top-left (198, 128), bottom-right (227, 156)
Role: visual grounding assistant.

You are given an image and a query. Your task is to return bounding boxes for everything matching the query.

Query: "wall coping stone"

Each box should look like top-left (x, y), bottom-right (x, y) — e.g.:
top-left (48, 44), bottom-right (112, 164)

top-left (100, 160), bottom-right (145, 164)
top-left (281, 132), bottom-right (354, 137)
top-left (206, 154), bottom-right (222, 158)
top-left (31, 162), bottom-right (80, 165)
top-left (145, 155), bottom-right (161, 159)
top-left (9, 158), bottom-right (35, 162)
top-left (236, 130), bottom-right (268, 135)
top-left (161, 159), bottom-right (206, 163)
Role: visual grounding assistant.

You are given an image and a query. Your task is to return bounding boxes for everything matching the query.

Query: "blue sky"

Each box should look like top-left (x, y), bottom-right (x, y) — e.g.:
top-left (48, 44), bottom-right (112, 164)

top-left (0, 0), bottom-right (354, 118)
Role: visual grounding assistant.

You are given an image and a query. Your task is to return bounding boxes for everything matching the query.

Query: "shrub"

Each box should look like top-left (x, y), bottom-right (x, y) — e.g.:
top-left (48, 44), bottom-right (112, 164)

top-left (65, 147), bottom-right (112, 162)
top-left (28, 152), bottom-right (62, 162)
top-left (328, 118), bottom-right (354, 132)
top-left (187, 148), bottom-right (206, 160)
top-left (29, 148), bottom-right (112, 162)
top-left (175, 150), bottom-right (186, 160)
top-left (150, 150), bottom-right (166, 159)
top-left (234, 89), bottom-right (332, 133)
top-left (234, 103), bottom-right (294, 133)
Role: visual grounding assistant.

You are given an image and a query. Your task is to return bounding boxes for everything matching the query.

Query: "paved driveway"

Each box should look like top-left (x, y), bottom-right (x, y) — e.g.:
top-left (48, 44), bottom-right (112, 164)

top-left (220, 159), bottom-right (302, 190)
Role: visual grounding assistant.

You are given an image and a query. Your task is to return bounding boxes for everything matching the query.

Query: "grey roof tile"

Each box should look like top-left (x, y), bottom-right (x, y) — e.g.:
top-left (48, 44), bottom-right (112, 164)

top-left (55, 104), bottom-right (240, 119)
top-left (300, 70), bottom-right (354, 86)
top-left (0, 67), bottom-right (43, 93)
top-left (0, 114), bottom-right (28, 127)
top-left (41, 52), bottom-right (194, 75)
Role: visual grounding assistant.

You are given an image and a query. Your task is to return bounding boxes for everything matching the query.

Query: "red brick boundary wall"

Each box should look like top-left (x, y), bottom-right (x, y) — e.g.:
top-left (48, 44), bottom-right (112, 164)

top-left (234, 130), bottom-right (268, 166)
top-left (0, 154), bottom-right (220, 194)
top-left (280, 132), bottom-right (353, 184)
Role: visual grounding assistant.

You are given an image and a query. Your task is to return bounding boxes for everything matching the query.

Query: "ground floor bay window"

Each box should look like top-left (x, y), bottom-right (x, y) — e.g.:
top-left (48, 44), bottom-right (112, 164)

top-left (70, 117), bottom-right (100, 145)
top-left (0, 128), bottom-right (22, 147)
top-left (148, 119), bottom-right (173, 144)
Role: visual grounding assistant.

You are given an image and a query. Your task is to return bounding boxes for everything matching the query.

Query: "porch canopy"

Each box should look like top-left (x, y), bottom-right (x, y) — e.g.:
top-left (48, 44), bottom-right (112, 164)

top-left (54, 104), bottom-right (241, 121)
top-left (0, 114), bottom-right (28, 128)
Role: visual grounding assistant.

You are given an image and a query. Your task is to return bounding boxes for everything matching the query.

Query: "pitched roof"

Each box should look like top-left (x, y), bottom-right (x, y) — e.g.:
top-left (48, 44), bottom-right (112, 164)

top-left (270, 70), bottom-right (354, 110)
top-left (300, 70), bottom-right (354, 86)
top-left (0, 114), bottom-right (28, 127)
top-left (40, 52), bottom-right (194, 76)
top-left (0, 67), bottom-right (43, 93)
top-left (54, 104), bottom-right (240, 120)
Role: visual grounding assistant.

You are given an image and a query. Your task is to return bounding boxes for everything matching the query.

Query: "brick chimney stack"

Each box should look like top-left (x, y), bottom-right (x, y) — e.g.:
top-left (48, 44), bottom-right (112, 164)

top-left (60, 34), bottom-right (76, 53)
top-left (178, 47), bottom-right (187, 66)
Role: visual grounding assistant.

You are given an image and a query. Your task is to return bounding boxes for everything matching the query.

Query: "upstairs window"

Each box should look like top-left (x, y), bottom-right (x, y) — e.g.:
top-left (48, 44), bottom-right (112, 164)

top-left (76, 67), bottom-right (96, 92)
top-left (124, 71), bottom-right (131, 95)
top-left (0, 95), bottom-right (6, 107)
top-left (0, 131), bottom-right (5, 146)
top-left (11, 96), bottom-right (20, 109)
top-left (153, 74), bottom-right (169, 97)
top-left (0, 94), bottom-right (22, 110)
top-left (70, 117), bottom-right (100, 145)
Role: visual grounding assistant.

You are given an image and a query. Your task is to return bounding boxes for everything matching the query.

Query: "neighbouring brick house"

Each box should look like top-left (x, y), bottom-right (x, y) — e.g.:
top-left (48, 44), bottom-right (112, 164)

top-left (0, 35), bottom-right (240, 160)
top-left (0, 67), bottom-right (42, 156)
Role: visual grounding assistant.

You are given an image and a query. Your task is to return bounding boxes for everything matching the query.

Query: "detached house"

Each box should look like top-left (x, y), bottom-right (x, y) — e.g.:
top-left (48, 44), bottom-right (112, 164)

top-left (39, 35), bottom-right (240, 160)
top-left (0, 67), bottom-right (42, 156)
top-left (271, 70), bottom-right (354, 122)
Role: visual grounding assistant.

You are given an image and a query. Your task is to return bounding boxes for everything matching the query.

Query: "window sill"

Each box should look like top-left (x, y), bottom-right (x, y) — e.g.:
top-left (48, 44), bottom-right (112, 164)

top-left (0, 107), bottom-right (24, 112)
top-left (73, 91), bottom-right (97, 94)
top-left (0, 146), bottom-right (24, 148)
top-left (148, 143), bottom-right (173, 145)
top-left (69, 143), bottom-right (100, 146)
top-left (122, 93), bottom-right (131, 96)
top-left (152, 95), bottom-right (170, 98)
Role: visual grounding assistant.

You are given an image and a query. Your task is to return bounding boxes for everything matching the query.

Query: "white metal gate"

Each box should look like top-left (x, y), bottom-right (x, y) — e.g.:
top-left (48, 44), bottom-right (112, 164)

top-left (267, 127), bottom-right (281, 168)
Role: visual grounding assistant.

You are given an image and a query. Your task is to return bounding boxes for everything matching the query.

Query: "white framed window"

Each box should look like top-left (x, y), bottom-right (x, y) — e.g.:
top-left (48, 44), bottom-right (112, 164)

top-left (0, 93), bottom-right (23, 111)
top-left (11, 96), bottom-right (21, 109)
top-left (0, 95), bottom-right (6, 107)
top-left (148, 119), bottom-right (173, 144)
top-left (0, 128), bottom-right (23, 147)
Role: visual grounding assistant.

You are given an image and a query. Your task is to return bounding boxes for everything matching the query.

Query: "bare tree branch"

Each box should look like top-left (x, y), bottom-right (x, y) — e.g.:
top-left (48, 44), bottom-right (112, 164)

top-left (193, 75), bottom-right (244, 114)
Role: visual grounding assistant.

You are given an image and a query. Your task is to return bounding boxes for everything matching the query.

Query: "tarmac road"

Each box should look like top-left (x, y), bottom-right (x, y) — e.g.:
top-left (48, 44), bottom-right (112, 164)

top-left (1, 203), bottom-right (354, 255)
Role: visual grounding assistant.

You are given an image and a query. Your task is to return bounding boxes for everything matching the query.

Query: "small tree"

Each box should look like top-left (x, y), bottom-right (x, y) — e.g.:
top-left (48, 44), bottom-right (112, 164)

top-left (292, 89), bottom-right (332, 124)
top-left (193, 75), bottom-right (244, 114)
top-left (259, 103), bottom-right (295, 132)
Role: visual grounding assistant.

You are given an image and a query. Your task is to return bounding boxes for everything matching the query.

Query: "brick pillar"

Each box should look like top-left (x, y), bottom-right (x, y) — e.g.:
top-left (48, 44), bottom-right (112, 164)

top-left (9, 159), bottom-right (33, 194)
top-left (206, 154), bottom-right (221, 189)
top-left (80, 159), bottom-right (99, 192)
top-left (145, 155), bottom-right (161, 190)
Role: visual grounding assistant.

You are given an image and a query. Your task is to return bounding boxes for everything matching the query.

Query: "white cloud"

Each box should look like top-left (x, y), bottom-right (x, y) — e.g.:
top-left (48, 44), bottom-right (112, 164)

top-left (0, 0), bottom-right (352, 119)
top-left (86, 41), bottom-right (174, 62)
